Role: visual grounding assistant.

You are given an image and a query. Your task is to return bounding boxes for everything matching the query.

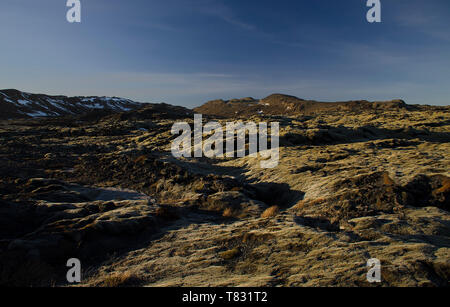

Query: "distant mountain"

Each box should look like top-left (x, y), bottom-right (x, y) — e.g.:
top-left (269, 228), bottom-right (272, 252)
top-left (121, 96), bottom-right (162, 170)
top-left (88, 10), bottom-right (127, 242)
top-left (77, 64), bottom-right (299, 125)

top-left (194, 93), bottom-right (409, 118)
top-left (0, 89), bottom-right (143, 119)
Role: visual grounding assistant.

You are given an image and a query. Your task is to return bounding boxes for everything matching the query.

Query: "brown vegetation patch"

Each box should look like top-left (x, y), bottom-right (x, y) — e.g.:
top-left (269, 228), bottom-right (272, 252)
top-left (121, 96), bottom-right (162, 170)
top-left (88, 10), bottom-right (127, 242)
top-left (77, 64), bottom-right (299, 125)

top-left (222, 207), bottom-right (234, 218)
top-left (219, 248), bottom-right (241, 260)
top-left (100, 272), bottom-right (141, 287)
top-left (261, 206), bottom-right (280, 218)
top-left (133, 155), bottom-right (148, 165)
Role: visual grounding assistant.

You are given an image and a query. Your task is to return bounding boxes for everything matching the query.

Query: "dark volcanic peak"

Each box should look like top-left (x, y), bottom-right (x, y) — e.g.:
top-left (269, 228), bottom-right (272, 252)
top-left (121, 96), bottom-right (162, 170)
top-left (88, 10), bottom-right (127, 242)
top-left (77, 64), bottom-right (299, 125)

top-left (107, 102), bottom-right (194, 121)
top-left (260, 93), bottom-right (305, 104)
top-left (0, 89), bottom-right (142, 120)
top-left (194, 93), bottom-right (409, 118)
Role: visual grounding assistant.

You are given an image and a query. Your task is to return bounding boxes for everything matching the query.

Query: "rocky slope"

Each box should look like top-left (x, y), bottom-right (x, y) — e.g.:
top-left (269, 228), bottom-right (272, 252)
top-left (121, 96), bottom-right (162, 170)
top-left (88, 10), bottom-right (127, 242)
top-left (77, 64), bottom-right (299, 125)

top-left (194, 94), bottom-right (410, 118)
top-left (0, 89), bottom-right (143, 119)
top-left (0, 94), bottom-right (449, 287)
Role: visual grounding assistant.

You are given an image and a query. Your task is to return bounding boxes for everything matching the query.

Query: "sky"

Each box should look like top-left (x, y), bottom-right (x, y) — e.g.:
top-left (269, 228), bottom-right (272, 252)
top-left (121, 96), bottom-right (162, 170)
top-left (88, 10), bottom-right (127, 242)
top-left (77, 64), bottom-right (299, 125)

top-left (0, 0), bottom-right (449, 107)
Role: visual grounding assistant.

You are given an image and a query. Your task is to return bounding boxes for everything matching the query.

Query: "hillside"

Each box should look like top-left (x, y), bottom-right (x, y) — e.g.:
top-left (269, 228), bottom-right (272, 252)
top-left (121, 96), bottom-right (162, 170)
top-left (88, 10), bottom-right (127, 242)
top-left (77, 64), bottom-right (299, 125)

top-left (0, 89), bottom-right (143, 119)
top-left (0, 91), bottom-right (449, 287)
top-left (194, 94), bottom-right (409, 118)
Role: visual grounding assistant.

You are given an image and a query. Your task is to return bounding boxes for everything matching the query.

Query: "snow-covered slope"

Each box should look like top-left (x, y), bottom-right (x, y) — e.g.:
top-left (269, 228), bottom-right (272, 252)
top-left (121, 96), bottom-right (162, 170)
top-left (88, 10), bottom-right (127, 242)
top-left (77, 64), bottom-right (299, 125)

top-left (0, 89), bottom-right (143, 119)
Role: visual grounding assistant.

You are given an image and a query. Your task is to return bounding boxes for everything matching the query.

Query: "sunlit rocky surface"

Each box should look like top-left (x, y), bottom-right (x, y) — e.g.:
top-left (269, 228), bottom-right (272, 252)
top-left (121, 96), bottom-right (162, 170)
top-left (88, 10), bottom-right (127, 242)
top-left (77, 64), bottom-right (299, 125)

top-left (0, 94), bottom-right (448, 287)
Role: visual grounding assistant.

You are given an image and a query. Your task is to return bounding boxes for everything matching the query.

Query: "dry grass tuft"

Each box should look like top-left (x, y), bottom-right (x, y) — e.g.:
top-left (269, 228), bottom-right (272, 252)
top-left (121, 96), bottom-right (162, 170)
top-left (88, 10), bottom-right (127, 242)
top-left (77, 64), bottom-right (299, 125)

top-left (294, 200), bottom-right (306, 210)
top-left (192, 181), bottom-right (206, 192)
top-left (219, 248), bottom-right (240, 260)
top-left (101, 272), bottom-right (139, 287)
top-left (310, 198), bottom-right (326, 206)
top-left (223, 207), bottom-right (234, 218)
top-left (261, 205), bottom-right (280, 218)
top-left (382, 172), bottom-right (395, 186)
top-left (242, 232), bottom-right (275, 244)
top-left (295, 198), bottom-right (326, 210)
top-left (133, 155), bottom-right (147, 165)
top-left (434, 177), bottom-right (450, 194)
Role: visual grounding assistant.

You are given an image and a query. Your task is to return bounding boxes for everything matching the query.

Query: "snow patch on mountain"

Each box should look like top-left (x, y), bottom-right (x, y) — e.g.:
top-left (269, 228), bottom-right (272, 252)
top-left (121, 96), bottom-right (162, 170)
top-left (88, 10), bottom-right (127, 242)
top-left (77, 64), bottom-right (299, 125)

top-left (0, 89), bottom-right (144, 119)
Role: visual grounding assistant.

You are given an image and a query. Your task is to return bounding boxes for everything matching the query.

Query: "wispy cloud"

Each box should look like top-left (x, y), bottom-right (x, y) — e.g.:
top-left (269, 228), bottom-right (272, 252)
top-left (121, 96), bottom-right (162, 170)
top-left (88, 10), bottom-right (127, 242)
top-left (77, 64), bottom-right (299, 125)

top-left (195, 0), bottom-right (256, 31)
top-left (394, 1), bottom-right (450, 42)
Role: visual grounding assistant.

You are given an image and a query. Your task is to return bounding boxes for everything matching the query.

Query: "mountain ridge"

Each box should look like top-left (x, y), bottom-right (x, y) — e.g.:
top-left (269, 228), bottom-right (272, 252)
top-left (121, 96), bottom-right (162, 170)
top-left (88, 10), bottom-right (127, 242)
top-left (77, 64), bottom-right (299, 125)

top-left (0, 89), bottom-right (143, 120)
top-left (194, 93), bottom-right (410, 117)
top-left (2, 89), bottom-right (447, 121)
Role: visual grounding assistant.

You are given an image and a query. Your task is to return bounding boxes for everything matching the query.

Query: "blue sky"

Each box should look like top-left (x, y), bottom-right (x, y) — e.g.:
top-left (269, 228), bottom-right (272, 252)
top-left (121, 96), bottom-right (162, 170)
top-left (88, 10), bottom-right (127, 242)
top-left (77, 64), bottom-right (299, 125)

top-left (0, 0), bottom-right (449, 107)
